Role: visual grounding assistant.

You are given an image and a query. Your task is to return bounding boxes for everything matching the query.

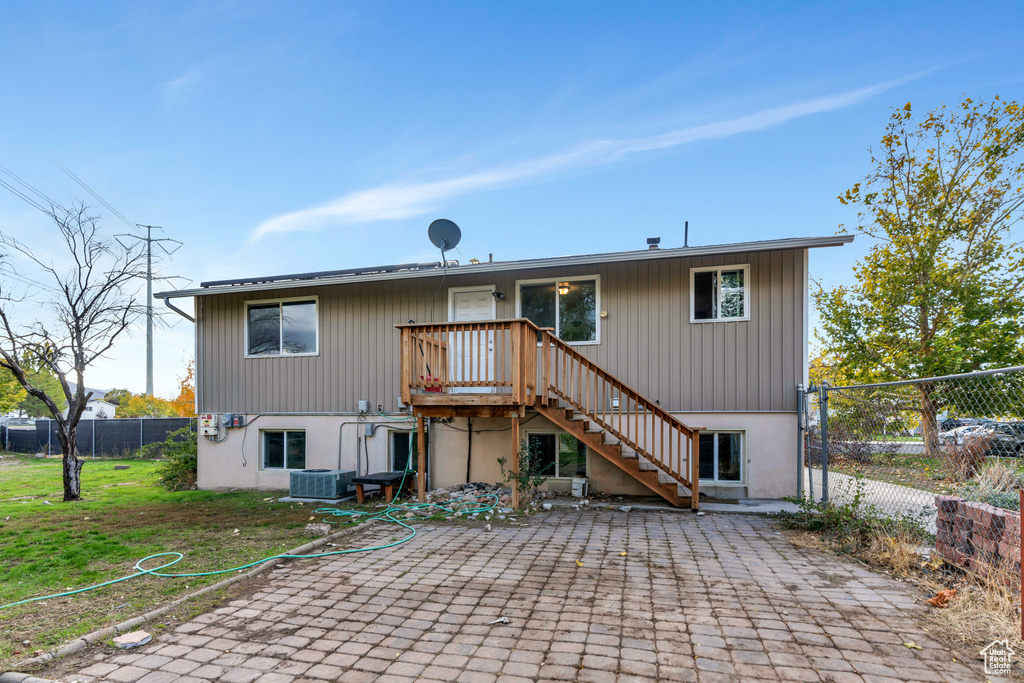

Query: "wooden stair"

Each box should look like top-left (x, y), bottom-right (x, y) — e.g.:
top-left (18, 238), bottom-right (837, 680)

top-left (535, 402), bottom-right (693, 507)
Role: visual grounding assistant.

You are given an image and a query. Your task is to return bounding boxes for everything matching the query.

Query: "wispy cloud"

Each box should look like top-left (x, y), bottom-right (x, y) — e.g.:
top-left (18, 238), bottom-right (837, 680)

top-left (251, 77), bottom-right (911, 241)
top-left (161, 66), bottom-right (207, 104)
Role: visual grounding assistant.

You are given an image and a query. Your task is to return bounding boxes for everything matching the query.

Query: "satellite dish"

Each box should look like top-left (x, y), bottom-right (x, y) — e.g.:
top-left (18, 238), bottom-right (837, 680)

top-left (428, 219), bottom-right (461, 252)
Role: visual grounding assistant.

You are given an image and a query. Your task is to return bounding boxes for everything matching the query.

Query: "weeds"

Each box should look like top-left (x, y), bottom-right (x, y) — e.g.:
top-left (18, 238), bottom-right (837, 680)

top-left (780, 476), bottom-right (930, 556)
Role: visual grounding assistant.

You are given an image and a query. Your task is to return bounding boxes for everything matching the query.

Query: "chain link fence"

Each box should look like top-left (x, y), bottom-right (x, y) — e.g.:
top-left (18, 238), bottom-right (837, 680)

top-left (801, 366), bottom-right (1024, 584)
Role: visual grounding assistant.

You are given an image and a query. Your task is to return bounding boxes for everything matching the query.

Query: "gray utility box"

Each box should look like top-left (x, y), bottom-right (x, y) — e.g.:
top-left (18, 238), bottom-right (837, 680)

top-left (289, 469), bottom-right (357, 499)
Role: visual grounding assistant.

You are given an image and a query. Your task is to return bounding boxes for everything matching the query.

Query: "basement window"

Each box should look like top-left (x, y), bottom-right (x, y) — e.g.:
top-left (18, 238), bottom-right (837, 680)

top-left (262, 430), bottom-right (306, 470)
top-left (527, 432), bottom-right (587, 478)
top-left (690, 265), bottom-right (749, 322)
top-left (390, 430), bottom-right (429, 474)
top-left (246, 297), bottom-right (318, 356)
top-left (517, 277), bottom-right (599, 343)
top-left (698, 431), bottom-right (743, 483)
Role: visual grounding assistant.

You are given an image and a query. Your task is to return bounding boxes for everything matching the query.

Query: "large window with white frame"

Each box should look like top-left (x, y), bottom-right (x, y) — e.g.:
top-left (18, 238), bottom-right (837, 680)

top-left (246, 297), bottom-right (318, 356)
top-left (526, 432), bottom-right (588, 478)
top-left (698, 431), bottom-right (743, 483)
top-left (690, 265), bottom-right (749, 322)
top-left (517, 277), bottom-right (599, 343)
top-left (262, 430), bottom-right (306, 470)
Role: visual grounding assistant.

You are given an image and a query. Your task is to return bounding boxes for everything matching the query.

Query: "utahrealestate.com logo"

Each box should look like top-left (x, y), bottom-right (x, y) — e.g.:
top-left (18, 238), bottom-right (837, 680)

top-left (981, 640), bottom-right (1014, 675)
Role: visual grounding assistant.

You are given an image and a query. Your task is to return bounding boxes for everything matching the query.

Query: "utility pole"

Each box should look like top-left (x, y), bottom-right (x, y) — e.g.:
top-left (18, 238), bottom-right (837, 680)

top-left (116, 225), bottom-right (181, 396)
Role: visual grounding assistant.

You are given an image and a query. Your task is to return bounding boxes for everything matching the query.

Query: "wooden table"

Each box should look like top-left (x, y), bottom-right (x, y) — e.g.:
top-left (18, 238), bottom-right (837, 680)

top-left (351, 471), bottom-right (409, 503)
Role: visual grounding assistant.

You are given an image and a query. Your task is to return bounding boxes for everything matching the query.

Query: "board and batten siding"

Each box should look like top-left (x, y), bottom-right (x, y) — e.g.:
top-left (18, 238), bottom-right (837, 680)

top-left (196, 248), bottom-right (807, 415)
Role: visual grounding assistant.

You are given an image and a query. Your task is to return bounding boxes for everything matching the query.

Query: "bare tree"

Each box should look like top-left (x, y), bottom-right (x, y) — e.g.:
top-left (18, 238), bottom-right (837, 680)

top-left (0, 204), bottom-right (149, 500)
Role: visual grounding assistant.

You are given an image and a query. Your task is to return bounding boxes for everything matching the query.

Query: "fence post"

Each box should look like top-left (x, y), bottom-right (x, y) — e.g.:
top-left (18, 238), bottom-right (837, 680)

top-left (92, 419), bottom-right (96, 458)
top-left (819, 382), bottom-right (829, 504)
top-left (796, 385), bottom-right (804, 499)
top-left (47, 418), bottom-right (51, 455)
top-left (140, 417), bottom-right (144, 452)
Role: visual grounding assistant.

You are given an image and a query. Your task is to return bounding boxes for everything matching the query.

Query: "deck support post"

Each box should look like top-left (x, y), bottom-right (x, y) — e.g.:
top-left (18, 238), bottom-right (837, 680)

top-left (510, 413), bottom-right (520, 509)
top-left (416, 412), bottom-right (426, 503)
top-left (690, 429), bottom-right (700, 510)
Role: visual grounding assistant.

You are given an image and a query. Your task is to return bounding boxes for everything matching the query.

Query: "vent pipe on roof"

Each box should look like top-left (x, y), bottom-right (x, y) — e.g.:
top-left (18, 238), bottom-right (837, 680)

top-left (685, 221), bottom-right (689, 247)
top-left (647, 237), bottom-right (660, 250)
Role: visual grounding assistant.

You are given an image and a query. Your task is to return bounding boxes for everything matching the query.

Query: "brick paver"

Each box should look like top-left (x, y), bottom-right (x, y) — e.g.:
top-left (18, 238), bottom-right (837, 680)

top-left (58, 511), bottom-right (1002, 681)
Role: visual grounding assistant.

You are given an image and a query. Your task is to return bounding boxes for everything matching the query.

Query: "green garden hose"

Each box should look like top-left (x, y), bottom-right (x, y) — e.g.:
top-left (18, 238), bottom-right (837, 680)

top-left (0, 465), bottom-right (499, 612)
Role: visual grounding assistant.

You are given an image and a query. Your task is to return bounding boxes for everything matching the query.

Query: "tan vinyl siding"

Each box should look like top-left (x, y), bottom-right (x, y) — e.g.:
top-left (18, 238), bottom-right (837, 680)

top-left (197, 248), bottom-right (806, 414)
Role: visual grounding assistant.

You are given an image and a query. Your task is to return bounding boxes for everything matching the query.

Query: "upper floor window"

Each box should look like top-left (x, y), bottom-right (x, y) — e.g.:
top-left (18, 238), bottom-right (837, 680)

top-left (691, 265), bottom-right (749, 322)
top-left (517, 276), bottom-right (599, 343)
top-left (246, 297), bottom-right (318, 356)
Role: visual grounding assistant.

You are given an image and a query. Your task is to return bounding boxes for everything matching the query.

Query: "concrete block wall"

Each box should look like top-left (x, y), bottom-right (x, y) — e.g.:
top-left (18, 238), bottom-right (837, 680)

top-left (934, 495), bottom-right (1020, 584)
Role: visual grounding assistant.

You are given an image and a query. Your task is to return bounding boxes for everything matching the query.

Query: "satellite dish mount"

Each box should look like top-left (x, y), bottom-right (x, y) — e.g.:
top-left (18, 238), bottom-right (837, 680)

top-left (428, 218), bottom-right (461, 266)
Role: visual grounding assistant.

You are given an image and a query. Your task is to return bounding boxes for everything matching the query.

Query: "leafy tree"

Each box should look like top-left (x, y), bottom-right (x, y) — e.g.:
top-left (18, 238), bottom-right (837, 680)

top-left (118, 393), bottom-right (176, 418)
top-left (16, 362), bottom-right (67, 417)
top-left (816, 98), bottom-right (1024, 456)
top-left (104, 388), bottom-right (132, 407)
top-left (169, 359), bottom-right (196, 417)
top-left (0, 368), bottom-right (26, 414)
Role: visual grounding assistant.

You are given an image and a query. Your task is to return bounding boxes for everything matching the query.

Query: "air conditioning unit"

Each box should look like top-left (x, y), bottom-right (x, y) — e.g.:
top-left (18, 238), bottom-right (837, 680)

top-left (289, 469), bottom-right (357, 499)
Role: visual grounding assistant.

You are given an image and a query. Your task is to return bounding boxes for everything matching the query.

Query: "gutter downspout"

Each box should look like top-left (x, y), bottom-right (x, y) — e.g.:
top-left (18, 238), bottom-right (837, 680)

top-left (161, 296), bottom-right (195, 323)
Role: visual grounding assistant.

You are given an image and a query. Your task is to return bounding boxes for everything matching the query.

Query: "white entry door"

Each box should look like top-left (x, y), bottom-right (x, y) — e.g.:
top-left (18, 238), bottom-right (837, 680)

top-left (448, 287), bottom-right (497, 393)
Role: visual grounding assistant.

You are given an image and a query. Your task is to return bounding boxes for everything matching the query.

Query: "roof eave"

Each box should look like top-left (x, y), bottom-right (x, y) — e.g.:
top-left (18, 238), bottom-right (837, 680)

top-left (156, 234), bottom-right (853, 299)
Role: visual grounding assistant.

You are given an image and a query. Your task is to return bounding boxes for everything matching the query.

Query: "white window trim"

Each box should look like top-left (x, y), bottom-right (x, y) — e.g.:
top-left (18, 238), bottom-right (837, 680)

top-left (260, 429), bottom-right (307, 471)
top-left (514, 275), bottom-right (601, 345)
top-left (689, 264), bottom-right (750, 323)
top-left (447, 284), bottom-right (497, 321)
top-left (244, 295), bottom-right (320, 358)
top-left (698, 430), bottom-right (745, 484)
top-left (525, 429), bottom-right (590, 479)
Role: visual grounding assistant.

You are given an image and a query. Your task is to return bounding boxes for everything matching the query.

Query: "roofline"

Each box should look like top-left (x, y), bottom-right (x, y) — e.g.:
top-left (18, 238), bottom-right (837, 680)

top-left (156, 234), bottom-right (854, 299)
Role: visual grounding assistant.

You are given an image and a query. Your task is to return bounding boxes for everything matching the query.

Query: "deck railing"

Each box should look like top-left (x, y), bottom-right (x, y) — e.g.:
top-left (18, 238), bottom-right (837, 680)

top-left (397, 319), bottom-right (537, 405)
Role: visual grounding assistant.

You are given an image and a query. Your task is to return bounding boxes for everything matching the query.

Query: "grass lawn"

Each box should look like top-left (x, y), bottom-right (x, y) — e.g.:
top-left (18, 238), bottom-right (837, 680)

top-left (0, 453), bottom-right (358, 669)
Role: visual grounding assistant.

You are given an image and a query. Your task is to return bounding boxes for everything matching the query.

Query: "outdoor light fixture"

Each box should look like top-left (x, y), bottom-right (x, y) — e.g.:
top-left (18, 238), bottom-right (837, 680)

top-left (558, 282), bottom-right (571, 295)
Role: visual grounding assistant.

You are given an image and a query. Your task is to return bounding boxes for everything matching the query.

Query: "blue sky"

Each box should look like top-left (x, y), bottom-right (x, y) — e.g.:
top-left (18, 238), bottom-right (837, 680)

top-left (1, 1), bottom-right (1022, 397)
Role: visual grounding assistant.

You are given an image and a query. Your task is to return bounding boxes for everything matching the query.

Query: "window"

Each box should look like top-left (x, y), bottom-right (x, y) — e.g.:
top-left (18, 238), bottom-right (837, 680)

top-left (690, 265), bottom-right (749, 322)
top-left (698, 431), bottom-right (743, 482)
top-left (246, 298), bottom-right (318, 356)
top-left (527, 432), bottom-right (587, 478)
top-left (262, 430), bottom-right (306, 470)
top-left (391, 430), bottom-right (428, 474)
top-left (517, 277), bottom-right (599, 343)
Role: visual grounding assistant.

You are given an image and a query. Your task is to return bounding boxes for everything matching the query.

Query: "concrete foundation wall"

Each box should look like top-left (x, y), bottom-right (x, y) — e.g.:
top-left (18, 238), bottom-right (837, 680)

top-left (198, 411), bottom-right (798, 499)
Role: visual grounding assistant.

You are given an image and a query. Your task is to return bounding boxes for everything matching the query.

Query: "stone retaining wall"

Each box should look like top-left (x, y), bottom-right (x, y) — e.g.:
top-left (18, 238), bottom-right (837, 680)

top-left (935, 495), bottom-right (1020, 584)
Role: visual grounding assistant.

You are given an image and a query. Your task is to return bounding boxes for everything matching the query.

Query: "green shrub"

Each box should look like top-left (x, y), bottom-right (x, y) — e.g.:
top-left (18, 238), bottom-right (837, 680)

top-left (152, 426), bottom-right (198, 491)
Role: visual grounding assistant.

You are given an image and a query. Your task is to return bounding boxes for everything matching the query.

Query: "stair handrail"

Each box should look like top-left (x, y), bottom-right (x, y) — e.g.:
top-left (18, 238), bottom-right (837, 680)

top-left (539, 329), bottom-right (697, 437)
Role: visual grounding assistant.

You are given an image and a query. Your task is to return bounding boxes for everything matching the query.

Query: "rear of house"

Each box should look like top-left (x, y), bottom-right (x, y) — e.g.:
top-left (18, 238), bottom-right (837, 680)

top-left (160, 234), bottom-right (851, 504)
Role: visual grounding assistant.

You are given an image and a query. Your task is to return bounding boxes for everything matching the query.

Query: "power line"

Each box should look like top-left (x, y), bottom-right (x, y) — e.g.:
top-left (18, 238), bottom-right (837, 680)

top-left (53, 161), bottom-right (137, 230)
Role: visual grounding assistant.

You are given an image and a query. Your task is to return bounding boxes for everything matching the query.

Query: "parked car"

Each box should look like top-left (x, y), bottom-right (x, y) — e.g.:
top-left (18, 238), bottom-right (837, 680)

top-left (939, 424), bottom-right (992, 445)
top-left (987, 422), bottom-right (1024, 455)
top-left (940, 418), bottom-right (965, 432)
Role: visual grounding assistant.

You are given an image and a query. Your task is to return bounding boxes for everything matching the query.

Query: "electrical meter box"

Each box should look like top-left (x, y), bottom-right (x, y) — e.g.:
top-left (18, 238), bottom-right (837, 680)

top-left (225, 414), bottom-right (246, 428)
top-left (199, 414), bottom-right (219, 436)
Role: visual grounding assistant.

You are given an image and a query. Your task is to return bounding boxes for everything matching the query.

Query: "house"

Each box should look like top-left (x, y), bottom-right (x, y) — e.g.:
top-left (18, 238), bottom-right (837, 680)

top-left (157, 233), bottom-right (852, 507)
top-left (62, 385), bottom-right (117, 419)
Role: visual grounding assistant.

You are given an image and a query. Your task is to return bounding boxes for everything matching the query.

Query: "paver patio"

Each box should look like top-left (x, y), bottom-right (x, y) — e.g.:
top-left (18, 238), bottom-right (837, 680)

top-left (58, 510), bottom-right (1001, 682)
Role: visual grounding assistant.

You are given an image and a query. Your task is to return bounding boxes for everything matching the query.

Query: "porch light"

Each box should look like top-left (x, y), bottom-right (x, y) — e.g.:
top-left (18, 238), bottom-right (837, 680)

top-left (558, 282), bottom-right (571, 295)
